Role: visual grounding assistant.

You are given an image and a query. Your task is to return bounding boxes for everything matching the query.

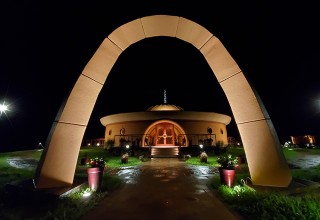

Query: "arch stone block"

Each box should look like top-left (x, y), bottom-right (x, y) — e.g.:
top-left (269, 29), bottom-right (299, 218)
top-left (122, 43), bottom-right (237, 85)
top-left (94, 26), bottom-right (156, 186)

top-left (108, 18), bottom-right (146, 51)
top-left (200, 36), bottom-right (241, 82)
top-left (237, 120), bottom-right (291, 186)
top-left (35, 122), bottom-right (86, 188)
top-left (141, 15), bottom-right (179, 38)
top-left (176, 17), bottom-right (213, 49)
top-left (59, 75), bottom-right (103, 126)
top-left (35, 15), bottom-right (292, 188)
top-left (82, 38), bottom-right (122, 84)
top-left (220, 72), bottom-right (266, 123)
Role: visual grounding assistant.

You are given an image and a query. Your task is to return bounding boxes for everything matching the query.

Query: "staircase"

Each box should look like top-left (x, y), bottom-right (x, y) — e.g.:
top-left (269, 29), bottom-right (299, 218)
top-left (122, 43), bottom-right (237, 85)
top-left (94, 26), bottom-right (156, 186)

top-left (151, 146), bottom-right (179, 158)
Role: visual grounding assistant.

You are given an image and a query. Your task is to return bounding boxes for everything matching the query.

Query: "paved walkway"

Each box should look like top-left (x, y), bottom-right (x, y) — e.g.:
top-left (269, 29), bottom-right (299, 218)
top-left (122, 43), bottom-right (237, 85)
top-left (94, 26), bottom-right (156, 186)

top-left (80, 158), bottom-right (244, 220)
top-left (287, 154), bottom-right (320, 169)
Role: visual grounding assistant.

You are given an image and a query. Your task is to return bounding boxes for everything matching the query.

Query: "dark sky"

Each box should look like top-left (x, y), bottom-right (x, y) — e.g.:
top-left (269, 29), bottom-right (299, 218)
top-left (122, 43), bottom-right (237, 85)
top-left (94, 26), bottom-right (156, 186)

top-left (1, 1), bottom-right (319, 152)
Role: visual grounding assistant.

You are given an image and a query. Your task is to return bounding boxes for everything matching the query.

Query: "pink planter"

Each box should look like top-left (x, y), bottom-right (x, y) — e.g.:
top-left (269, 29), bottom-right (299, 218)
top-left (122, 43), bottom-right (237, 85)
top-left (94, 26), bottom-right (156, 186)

top-left (218, 167), bottom-right (235, 187)
top-left (87, 167), bottom-right (104, 191)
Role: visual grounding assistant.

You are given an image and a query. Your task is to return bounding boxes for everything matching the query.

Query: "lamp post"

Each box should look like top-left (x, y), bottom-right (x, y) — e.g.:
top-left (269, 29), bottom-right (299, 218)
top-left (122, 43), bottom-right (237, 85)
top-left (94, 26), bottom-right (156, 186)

top-left (207, 127), bottom-right (213, 146)
top-left (38, 142), bottom-right (44, 149)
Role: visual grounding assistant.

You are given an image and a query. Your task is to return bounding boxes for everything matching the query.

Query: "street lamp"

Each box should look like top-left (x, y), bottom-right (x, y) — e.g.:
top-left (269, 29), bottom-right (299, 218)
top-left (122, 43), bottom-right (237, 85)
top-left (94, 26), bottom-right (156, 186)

top-left (38, 142), bottom-right (44, 149)
top-left (0, 102), bottom-right (8, 116)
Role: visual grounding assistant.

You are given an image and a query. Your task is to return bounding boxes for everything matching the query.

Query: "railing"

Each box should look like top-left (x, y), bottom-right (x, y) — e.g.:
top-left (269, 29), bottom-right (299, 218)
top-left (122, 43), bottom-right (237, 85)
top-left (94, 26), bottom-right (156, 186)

top-left (112, 133), bottom-right (217, 147)
top-left (83, 133), bottom-right (219, 148)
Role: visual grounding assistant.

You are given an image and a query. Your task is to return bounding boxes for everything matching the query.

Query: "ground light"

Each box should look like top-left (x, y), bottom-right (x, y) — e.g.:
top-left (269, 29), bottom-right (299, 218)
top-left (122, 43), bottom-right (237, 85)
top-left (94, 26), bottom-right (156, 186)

top-left (82, 188), bottom-right (92, 197)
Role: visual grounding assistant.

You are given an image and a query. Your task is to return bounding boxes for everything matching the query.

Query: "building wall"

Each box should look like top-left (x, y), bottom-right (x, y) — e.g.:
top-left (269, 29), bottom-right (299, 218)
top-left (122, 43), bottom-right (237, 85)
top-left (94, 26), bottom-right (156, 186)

top-left (176, 120), bottom-right (228, 145)
top-left (104, 119), bottom-right (228, 147)
top-left (104, 121), bottom-right (150, 146)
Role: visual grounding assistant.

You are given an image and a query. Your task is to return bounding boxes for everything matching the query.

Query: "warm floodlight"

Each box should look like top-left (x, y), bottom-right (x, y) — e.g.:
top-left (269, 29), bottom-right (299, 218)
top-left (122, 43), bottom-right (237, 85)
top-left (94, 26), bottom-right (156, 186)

top-left (126, 144), bottom-right (130, 149)
top-left (199, 144), bottom-right (203, 149)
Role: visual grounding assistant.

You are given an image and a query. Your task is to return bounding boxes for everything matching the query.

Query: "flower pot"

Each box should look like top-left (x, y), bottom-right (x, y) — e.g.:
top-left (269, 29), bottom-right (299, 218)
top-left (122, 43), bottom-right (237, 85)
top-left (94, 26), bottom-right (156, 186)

top-left (87, 167), bottom-right (104, 191)
top-left (218, 167), bottom-right (235, 187)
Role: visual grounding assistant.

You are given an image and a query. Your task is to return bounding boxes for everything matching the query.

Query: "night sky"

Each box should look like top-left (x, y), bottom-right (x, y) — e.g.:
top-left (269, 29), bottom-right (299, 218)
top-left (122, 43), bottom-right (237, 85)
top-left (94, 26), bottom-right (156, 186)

top-left (1, 1), bottom-right (319, 152)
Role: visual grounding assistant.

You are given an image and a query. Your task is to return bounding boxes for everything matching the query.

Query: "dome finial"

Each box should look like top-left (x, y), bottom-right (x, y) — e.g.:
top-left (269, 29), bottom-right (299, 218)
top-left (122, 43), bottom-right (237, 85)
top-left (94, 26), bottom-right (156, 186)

top-left (164, 89), bottom-right (167, 104)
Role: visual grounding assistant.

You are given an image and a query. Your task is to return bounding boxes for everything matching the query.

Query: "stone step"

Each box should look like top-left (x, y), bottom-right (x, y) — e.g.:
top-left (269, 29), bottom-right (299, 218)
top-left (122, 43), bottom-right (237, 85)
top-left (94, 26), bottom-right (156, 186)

top-left (151, 147), bottom-right (179, 158)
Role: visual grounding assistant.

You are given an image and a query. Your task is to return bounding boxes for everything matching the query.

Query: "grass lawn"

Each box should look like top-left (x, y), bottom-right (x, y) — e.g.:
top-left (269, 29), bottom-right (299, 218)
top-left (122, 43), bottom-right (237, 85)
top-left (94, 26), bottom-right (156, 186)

top-left (0, 147), bottom-right (143, 219)
top-left (210, 146), bottom-right (320, 219)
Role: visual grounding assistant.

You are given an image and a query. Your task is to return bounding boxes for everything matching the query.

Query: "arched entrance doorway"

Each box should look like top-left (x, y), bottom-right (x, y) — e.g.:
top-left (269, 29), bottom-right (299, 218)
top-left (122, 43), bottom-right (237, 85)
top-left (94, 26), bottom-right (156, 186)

top-left (34, 15), bottom-right (291, 188)
top-left (142, 120), bottom-right (188, 147)
top-left (143, 120), bottom-right (187, 158)
top-left (156, 122), bottom-right (174, 146)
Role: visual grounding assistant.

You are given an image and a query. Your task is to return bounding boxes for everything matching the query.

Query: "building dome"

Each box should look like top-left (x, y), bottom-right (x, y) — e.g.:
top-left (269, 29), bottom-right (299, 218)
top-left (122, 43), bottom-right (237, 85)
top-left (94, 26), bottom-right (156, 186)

top-left (146, 104), bottom-right (184, 111)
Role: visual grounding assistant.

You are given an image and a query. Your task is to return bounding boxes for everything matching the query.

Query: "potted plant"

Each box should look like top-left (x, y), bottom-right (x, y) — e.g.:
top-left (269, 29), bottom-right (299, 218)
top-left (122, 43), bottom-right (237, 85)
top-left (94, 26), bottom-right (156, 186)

top-left (217, 153), bottom-right (238, 187)
top-left (86, 157), bottom-right (106, 191)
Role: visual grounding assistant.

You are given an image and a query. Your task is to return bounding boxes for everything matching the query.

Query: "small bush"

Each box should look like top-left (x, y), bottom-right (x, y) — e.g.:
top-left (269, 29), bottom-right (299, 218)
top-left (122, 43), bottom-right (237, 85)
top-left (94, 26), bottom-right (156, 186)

top-left (199, 151), bottom-right (208, 163)
top-left (121, 153), bottom-right (129, 164)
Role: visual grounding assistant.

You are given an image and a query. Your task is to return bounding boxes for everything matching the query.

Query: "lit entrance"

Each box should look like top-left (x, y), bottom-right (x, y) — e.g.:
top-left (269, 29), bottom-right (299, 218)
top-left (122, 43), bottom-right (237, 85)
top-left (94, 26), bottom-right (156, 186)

top-left (156, 123), bottom-right (174, 146)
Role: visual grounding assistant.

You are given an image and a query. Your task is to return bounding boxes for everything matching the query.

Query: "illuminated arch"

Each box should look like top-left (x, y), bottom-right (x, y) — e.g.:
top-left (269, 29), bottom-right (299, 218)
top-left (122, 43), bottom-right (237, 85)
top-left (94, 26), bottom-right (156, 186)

top-left (142, 119), bottom-right (188, 147)
top-left (35, 15), bottom-right (291, 188)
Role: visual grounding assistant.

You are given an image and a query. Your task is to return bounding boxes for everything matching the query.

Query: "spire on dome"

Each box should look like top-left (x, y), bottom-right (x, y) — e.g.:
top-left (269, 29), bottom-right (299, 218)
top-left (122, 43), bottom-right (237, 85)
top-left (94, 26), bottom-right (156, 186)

top-left (146, 89), bottom-right (184, 111)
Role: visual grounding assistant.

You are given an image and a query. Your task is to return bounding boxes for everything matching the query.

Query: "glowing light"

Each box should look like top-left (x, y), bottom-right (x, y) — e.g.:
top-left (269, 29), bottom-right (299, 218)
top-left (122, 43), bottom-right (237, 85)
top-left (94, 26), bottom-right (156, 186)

top-left (82, 188), bottom-right (92, 197)
top-left (83, 191), bottom-right (91, 197)
top-left (0, 102), bottom-right (9, 119)
top-left (0, 102), bottom-right (8, 114)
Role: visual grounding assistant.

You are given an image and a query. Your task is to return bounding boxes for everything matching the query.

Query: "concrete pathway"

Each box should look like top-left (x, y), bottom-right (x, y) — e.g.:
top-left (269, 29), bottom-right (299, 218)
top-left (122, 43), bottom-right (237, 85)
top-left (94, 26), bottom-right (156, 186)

top-left (80, 158), bottom-right (244, 220)
top-left (287, 154), bottom-right (320, 169)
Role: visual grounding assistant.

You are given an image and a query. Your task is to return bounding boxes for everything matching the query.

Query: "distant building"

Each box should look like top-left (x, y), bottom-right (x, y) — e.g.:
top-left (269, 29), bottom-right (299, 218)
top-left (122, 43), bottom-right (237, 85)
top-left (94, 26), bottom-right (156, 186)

top-left (82, 138), bottom-right (105, 147)
top-left (290, 135), bottom-right (318, 147)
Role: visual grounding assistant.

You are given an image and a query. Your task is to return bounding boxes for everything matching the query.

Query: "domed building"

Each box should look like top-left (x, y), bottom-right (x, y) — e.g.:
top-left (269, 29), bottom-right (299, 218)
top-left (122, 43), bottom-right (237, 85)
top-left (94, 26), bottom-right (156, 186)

top-left (100, 93), bottom-right (232, 157)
